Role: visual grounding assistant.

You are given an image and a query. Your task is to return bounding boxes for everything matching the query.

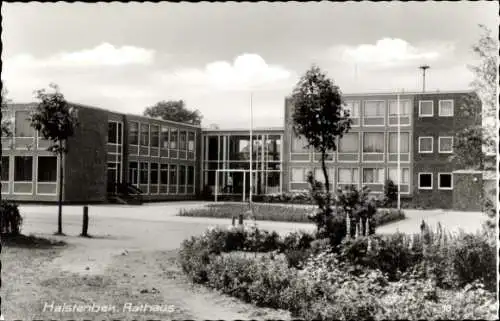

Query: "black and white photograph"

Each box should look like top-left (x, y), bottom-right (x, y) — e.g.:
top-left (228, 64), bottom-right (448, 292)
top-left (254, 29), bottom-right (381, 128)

top-left (0, 1), bottom-right (498, 320)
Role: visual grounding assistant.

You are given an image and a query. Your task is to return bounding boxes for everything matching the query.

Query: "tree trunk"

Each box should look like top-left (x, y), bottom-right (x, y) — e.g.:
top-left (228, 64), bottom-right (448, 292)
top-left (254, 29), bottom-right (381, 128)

top-left (57, 149), bottom-right (64, 235)
top-left (321, 150), bottom-right (331, 215)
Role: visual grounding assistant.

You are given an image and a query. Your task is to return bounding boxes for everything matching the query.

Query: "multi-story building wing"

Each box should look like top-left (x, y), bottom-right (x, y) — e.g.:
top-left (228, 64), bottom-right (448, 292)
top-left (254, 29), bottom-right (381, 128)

top-left (1, 89), bottom-right (482, 209)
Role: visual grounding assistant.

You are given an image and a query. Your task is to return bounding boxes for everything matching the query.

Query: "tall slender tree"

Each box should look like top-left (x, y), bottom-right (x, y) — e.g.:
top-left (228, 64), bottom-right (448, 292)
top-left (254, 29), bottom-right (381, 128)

top-left (30, 84), bottom-right (78, 235)
top-left (291, 65), bottom-right (352, 215)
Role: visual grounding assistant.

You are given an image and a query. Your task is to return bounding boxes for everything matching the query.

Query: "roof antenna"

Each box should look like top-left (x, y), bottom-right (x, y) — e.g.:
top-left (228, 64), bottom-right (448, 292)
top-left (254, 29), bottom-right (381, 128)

top-left (419, 65), bottom-right (430, 93)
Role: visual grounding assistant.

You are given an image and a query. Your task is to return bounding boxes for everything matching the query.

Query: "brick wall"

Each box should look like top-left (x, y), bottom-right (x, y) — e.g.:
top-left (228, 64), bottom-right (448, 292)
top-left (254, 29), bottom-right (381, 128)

top-left (453, 171), bottom-right (483, 211)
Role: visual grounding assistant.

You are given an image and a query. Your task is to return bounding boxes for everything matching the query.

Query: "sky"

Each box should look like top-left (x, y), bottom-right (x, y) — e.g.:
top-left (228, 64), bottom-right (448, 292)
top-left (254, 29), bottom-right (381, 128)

top-left (2, 2), bottom-right (498, 128)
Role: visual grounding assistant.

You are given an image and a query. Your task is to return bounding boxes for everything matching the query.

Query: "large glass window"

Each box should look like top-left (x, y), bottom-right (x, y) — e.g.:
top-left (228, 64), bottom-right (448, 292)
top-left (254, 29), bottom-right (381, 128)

top-left (388, 132), bottom-right (410, 153)
top-left (338, 168), bottom-right (359, 184)
top-left (291, 168), bottom-right (308, 182)
top-left (140, 123), bottom-right (149, 146)
top-left (363, 168), bottom-right (385, 184)
top-left (388, 168), bottom-right (410, 185)
top-left (188, 132), bottom-right (195, 152)
top-left (170, 129), bottom-right (178, 149)
top-left (187, 166), bottom-right (194, 185)
top-left (363, 133), bottom-right (384, 153)
top-left (179, 131), bottom-right (187, 151)
top-left (150, 163), bottom-right (159, 185)
top-left (1, 156), bottom-right (9, 181)
top-left (291, 132), bottom-right (308, 153)
top-left (179, 165), bottom-right (186, 186)
top-left (314, 168), bottom-right (334, 183)
top-left (161, 126), bottom-right (169, 148)
top-left (14, 156), bottom-right (33, 181)
top-left (363, 101), bottom-right (385, 125)
top-left (345, 101), bottom-right (360, 118)
top-left (160, 164), bottom-right (169, 185)
top-left (150, 125), bottom-right (160, 148)
top-left (37, 156), bottom-right (57, 182)
top-left (388, 100), bottom-right (411, 116)
top-left (108, 122), bottom-right (118, 144)
top-left (339, 133), bottom-right (359, 153)
top-left (139, 162), bottom-right (148, 184)
top-left (129, 122), bottom-right (139, 145)
top-left (129, 161), bottom-right (138, 185)
top-left (169, 165), bottom-right (177, 186)
top-left (15, 111), bottom-right (34, 137)
top-left (267, 135), bottom-right (281, 161)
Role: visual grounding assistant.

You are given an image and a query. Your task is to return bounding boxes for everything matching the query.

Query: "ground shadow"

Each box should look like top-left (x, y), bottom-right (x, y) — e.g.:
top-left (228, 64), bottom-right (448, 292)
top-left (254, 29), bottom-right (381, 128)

top-left (1, 233), bottom-right (67, 249)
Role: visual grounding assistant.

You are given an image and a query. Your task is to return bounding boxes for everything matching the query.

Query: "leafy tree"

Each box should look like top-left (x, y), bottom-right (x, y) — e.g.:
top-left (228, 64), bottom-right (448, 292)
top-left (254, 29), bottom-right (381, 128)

top-left (143, 100), bottom-right (202, 125)
top-left (1, 87), bottom-right (12, 138)
top-left (453, 25), bottom-right (497, 169)
top-left (384, 179), bottom-right (398, 208)
top-left (291, 65), bottom-right (352, 216)
top-left (30, 83), bottom-right (78, 235)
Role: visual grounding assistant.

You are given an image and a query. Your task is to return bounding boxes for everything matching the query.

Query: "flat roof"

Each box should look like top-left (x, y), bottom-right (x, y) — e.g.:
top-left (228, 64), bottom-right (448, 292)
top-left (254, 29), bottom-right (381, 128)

top-left (202, 126), bottom-right (284, 133)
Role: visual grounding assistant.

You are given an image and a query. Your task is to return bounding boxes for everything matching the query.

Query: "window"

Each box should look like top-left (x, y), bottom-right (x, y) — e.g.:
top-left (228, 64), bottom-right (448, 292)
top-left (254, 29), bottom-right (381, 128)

top-left (291, 132), bottom-right (308, 153)
top-left (150, 125), bottom-right (160, 147)
top-left (439, 100), bottom-right (454, 117)
top-left (438, 136), bottom-right (453, 153)
top-left (345, 101), bottom-right (360, 119)
top-left (388, 100), bottom-right (411, 116)
top-left (179, 131), bottom-right (187, 151)
top-left (14, 156), bottom-right (33, 181)
top-left (187, 166), bottom-right (195, 185)
top-left (338, 168), bottom-right (359, 184)
top-left (160, 164), bottom-right (169, 185)
top-left (129, 122), bottom-right (139, 145)
top-left (140, 123), bottom-right (149, 146)
top-left (363, 133), bottom-right (384, 153)
top-left (170, 129), bottom-right (178, 149)
top-left (418, 173), bottom-right (433, 189)
top-left (291, 168), bottom-right (308, 182)
top-left (363, 168), bottom-right (385, 184)
top-left (388, 132), bottom-right (410, 153)
top-left (419, 101), bottom-right (433, 117)
top-left (129, 161), bottom-right (138, 185)
top-left (15, 111), bottom-right (34, 137)
top-left (169, 164), bottom-right (178, 186)
top-left (108, 122), bottom-right (118, 144)
top-left (388, 99), bottom-right (411, 126)
top-left (418, 137), bottom-right (433, 153)
top-left (338, 133), bottom-right (359, 153)
top-left (314, 168), bottom-right (334, 183)
top-left (188, 132), bottom-right (195, 152)
top-left (37, 156), bottom-right (57, 182)
top-left (388, 168), bottom-right (410, 185)
top-left (1, 156), bottom-right (9, 181)
top-left (139, 162), bottom-right (148, 184)
top-left (363, 101), bottom-right (385, 125)
top-left (150, 163), bottom-right (159, 185)
top-left (438, 173), bottom-right (453, 190)
top-left (161, 126), bottom-right (169, 148)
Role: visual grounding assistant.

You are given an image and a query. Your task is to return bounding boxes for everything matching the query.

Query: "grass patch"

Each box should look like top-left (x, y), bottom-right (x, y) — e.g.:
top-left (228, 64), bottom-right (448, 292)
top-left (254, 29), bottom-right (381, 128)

top-left (1, 233), bottom-right (67, 248)
top-left (178, 203), bottom-right (405, 227)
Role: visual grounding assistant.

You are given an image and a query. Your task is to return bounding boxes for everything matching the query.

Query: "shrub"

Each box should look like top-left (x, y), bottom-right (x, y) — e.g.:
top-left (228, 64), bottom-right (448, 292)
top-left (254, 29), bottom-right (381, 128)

top-left (0, 200), bottom-right (23, 235)
top-left (383, 179), bottom-right (398, 208)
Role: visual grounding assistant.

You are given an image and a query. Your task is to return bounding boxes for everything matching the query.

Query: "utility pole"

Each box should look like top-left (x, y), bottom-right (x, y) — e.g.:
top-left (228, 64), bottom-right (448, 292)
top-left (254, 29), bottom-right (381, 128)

top-left (419, 65), bottom-right (430, 92)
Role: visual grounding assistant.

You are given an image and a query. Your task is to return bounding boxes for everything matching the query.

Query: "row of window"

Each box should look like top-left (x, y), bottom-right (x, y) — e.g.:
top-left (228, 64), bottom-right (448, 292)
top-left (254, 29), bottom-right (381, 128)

top-left (123, 121), bottom-right (196, 152)
top-left (127, 161), bottom-right (195, 189)
top-left (1, 156), bottom-right (57, 183)
top-left (418, 136), bottom-right (453, 154)
top-left (418, 173), bottom-right (452, 190)
top-left (292, 132), bottom-right (411, 154)
top-left (418, 100), bottom-right (454, 117)
top-left (291, 167), bottom-right (410, 185)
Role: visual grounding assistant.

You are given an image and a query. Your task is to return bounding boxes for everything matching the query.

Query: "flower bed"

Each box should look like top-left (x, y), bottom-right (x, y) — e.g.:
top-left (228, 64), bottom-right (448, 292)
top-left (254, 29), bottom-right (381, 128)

top-left (179, 224), bottom-right (498, 320)
top-left (178, 203), bottom-right (405, 226)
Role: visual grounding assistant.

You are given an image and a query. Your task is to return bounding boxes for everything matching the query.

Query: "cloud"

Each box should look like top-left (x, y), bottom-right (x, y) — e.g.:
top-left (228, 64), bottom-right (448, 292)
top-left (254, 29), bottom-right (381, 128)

top-left (329, 38), bottom-right (454, 68)
top-left (161, 53), bottom-right (293, 91)
top-left (4, 43), bottom-right (155, 69)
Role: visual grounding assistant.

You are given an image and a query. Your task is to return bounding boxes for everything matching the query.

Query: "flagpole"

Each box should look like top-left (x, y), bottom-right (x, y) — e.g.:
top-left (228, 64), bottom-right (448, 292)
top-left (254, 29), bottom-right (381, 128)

top-left (249, 92), bottom-right (253, 205)
top-left (397, 90), bottom-right (401, 210)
